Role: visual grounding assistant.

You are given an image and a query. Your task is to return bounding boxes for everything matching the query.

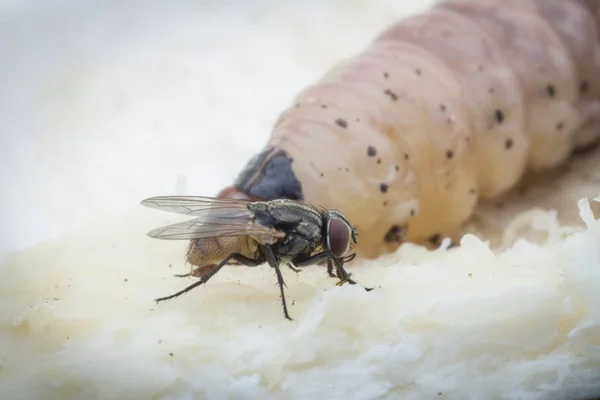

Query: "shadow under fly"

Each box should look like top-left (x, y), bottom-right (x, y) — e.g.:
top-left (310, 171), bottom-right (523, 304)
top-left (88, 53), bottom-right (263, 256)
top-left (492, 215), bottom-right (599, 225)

top-left (140, 195), bottom-right (371, 320)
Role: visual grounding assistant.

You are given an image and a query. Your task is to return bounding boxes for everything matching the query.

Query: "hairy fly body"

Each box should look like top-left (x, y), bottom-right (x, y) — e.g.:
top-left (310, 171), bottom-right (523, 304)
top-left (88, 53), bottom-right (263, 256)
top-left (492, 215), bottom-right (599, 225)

top-left (140, 195), bottom-right (364, 320)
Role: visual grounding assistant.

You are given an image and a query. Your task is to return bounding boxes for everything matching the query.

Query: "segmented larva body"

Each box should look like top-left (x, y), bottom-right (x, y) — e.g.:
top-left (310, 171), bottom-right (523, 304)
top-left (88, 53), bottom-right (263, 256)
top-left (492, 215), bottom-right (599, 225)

top-left (220, 0), bottom-right (600, 259)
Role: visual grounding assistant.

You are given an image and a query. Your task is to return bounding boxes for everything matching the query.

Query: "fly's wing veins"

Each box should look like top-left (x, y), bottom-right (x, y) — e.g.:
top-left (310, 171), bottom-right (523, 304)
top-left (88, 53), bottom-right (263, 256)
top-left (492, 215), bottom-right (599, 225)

top-left (141, 196), bottom-right (285, 241)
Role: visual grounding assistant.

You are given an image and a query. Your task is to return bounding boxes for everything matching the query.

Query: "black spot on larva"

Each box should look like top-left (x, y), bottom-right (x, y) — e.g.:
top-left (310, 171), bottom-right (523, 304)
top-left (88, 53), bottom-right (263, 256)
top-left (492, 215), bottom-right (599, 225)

top-left (384, 89), bottom-right (398, 101)
top-left (470, 188), bottom-right (476, 194)
top-left (488, 87), bottom-right (495, 94)
top-left (377, 158), bottom-right (382, 164)
top-left (294, 103), bottom-right (300, 108)
top-left (478, 65), bottom-right (484, 72)
top-left (320, 173), bottom-right (324, 177)
top-left (556, 121), bottom-right (564, 131)
top-left (367, 146), bottom-right (377, 157)
top-left (395, 164), bottom-right (400, 171)
top-left (495, 109), bottom-right (504, 124)
top-left (428, 233), bottom-right (441, 245)
top-left (335, 118), bottom-right (348, 128)
top-left (546, 84), bottom-right (556, 97)
top-left (345, 168), bottom-right (350, 172)
top-left (384, 225), bottom-right (406, 243)
top-left (356, 118), bottom-right (360, 122)
top-left (383, 201), bottom-right (388, 206)
top-left (440, 104), bottom-right (446, 112)
top-left (446, 150), bottom-right (454, 159)
top-left (580, 80), bottom-right (589, 94)
top-left (415, 69), bottom-right (422, 76)
top-left (505, 138), bottom-right (513, 150)
top-left (410, 209), bottom-right (415, 217)
top-left (384, 72), bottom-right (389, 79)
top-left (321, 104), bottom-right (327, 109)
top-left (404, 153), bottom-right (409, 160)
top-left (380, 183), bottom-right (388, 193)
top-left (465, 137), bottom-right (471, 143)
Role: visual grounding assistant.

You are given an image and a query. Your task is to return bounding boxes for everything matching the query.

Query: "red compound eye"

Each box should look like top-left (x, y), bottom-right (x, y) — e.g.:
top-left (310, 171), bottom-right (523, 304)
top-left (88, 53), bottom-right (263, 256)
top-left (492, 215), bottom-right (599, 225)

top-left (328, 217), bottom-right (351, 257)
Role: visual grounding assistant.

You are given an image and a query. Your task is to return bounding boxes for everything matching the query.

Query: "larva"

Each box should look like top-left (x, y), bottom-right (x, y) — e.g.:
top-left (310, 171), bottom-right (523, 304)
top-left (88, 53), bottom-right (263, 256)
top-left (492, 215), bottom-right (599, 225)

top-left (217, 0), bottom-right (600, 259)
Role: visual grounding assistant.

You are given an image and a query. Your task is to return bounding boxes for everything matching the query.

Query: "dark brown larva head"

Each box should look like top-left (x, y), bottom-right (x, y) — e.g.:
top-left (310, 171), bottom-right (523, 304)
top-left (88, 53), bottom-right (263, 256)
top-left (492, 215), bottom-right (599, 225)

top-left (323, 210), bottom-right (358, 258)
top-left (222, 147), bottom-right (303, 201)
top-left (215, 147), bottom-right (303, 202)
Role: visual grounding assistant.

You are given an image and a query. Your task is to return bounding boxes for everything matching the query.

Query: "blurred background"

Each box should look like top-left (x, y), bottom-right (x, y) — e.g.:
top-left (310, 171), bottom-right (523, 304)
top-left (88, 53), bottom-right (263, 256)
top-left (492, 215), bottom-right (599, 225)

top-left (0, 0), bottom-right (436, 257)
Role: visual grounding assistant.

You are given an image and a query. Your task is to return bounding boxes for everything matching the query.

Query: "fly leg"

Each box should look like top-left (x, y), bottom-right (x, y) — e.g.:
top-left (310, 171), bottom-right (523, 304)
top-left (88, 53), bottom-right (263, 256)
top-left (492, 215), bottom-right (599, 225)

top-left (327, 260), bottom-right (337, 278)
top-left (262, 244), bottom-right (293, 321)
top-left (155, 254), bottom-right (262, 303)
top-left (291, 252), bottom-right (373, 293)
top-left (292, 252), bottom-right (329, 267)
top-left (174, 264), bottom-right (215, 278)
top-left (329, 258), bottom-right (356, 285)
top-left (287, 264), bottom-right (301, 273)
top-left (291, 252), bottom-right (335, 276)
top-left (330, 257), bottom-right (374, 292)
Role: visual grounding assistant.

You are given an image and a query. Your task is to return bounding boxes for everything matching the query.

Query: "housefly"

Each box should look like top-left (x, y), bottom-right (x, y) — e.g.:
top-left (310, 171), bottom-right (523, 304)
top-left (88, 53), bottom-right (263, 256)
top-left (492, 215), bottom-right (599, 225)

top-left (140, 195), bottom-right (366, 320)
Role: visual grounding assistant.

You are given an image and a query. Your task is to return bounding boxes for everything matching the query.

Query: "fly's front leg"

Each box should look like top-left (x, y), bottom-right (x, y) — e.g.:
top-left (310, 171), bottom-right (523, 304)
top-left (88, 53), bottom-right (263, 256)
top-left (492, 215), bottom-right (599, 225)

top-left (330, 256), bottom-right (374, 292)
top-left (328, 252), bottom-right (360, 281)
top-left (155, 253), bottom-right (262, 303)
top-left (262, 244), bottom-right (293, 321)
top-left (330, 258), bottom-right (357, 286)
top-left (326, 260), bottom-right (337, 278)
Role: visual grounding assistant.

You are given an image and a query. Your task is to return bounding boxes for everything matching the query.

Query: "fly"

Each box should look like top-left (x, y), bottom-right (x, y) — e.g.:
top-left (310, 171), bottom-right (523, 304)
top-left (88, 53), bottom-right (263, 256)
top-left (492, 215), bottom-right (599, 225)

top-left (140, 195), bottom-right (367, 320)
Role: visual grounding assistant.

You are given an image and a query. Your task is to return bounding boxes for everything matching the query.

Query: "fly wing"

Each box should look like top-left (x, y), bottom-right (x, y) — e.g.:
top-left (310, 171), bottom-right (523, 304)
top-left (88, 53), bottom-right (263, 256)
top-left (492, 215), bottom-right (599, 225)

top-left (141, 195), bottom-right (253, 216)
top-left (141, 196), bottom-right (285, 241)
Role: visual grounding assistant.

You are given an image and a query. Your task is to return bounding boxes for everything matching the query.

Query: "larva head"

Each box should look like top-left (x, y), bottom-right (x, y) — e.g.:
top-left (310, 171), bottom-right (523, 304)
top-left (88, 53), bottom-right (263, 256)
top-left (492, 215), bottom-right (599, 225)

top-left (322, 210), bottom-right (358, 259)
top-left (217, 147), bottom-right (303, 202)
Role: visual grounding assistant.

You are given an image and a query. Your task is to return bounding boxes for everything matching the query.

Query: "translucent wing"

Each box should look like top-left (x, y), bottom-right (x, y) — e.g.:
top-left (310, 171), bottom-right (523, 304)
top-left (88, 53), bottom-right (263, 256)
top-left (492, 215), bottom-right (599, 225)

top-left (140, 196), bottom-right (285, 241)
top-left (141, 195), bottom-right (253, 216)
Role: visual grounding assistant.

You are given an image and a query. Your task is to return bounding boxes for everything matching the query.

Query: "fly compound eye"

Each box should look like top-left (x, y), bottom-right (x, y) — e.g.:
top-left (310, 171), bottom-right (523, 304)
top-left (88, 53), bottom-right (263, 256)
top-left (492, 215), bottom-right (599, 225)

top-left (327, 217), bottom-right (351, 257)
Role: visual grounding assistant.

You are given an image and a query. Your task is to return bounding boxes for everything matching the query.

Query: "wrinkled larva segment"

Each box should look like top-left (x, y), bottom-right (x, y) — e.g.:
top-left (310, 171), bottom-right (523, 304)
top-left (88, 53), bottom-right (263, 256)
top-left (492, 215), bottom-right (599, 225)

top-left (271, 38), bottom-right (481, 252)
top-left (541, 0), bottom-right (600, 149)
top-left (269, 102), bottom-right (419, 256)
top-left (348, 40), bottom-right (479, 244)
top-left (579, 0), bottom-right (600, 32)
top-left (441, 0), bottom-right (580, 170)
top-left (375, 8), bottom-right (528, 199)
top-left (223, 0), bottom-right (600, 258)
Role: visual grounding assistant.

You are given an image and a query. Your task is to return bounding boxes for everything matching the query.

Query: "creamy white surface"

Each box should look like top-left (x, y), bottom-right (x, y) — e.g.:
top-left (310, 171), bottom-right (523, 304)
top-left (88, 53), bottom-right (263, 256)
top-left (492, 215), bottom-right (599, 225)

top-left (1, 1), bottom-right (599, 399)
